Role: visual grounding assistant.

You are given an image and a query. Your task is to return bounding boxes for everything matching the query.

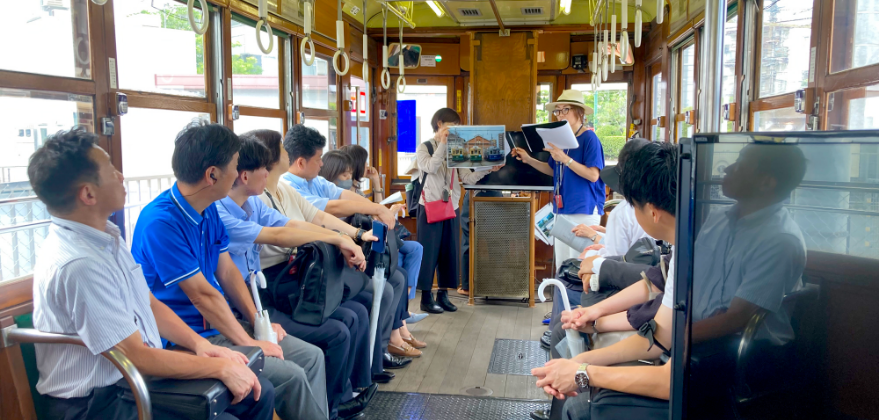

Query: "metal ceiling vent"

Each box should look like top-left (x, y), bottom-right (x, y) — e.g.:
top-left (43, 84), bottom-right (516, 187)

top-left (521, 7), bottom-right (544, 16)
top-left (458, 8), bottom-right (482, 17)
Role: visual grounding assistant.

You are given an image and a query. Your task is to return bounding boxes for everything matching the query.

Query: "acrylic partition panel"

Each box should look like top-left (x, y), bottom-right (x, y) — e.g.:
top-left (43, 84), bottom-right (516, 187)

top-left (672, 131), bottom-right (879, 420)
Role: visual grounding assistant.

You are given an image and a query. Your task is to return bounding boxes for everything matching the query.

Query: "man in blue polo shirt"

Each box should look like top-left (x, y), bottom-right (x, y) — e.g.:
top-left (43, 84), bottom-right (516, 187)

top-left (216, 136), bottom-right (379, 420)
top-left (132, 122), bottom-right (329, 420)
top-left (281, 124), bottom-right (411, 374)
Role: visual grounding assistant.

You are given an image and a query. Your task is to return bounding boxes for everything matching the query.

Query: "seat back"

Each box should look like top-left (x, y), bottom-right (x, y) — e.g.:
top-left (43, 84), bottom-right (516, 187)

top-left (13, 312), bottom-right (47, 420)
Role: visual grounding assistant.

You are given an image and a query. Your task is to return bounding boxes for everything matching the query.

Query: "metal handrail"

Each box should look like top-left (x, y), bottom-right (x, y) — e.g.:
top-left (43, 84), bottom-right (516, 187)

top-left (4, 327), bottom-right (152, 420)
top-left (0, 220), bottom-right (51, 235)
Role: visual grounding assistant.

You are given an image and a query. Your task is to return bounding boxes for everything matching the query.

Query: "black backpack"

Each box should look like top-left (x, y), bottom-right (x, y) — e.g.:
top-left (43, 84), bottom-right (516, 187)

top-left (405, 141), bottom-right (434, 215)
top-left (268, 241), bottom-right (345, 326)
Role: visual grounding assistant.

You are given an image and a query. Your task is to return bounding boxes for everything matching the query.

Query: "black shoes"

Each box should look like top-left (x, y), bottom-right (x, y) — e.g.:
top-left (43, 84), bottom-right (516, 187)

top-left (543, 330), bottom-right (552, 338)
top-left (540, 334), bottom-right (551, 350)
top-left (338, 383), bottom-right (378, 420)
top-left (420, 292), bottom-right (444, 314)
top-left (372, 370), bottom-right (395, 384)
top-left (436, 290), bottom-right (457, 312)
top-left (383, 352), bottom-right (412, 369)
top-left (530, 409), bottom-right (551, 420)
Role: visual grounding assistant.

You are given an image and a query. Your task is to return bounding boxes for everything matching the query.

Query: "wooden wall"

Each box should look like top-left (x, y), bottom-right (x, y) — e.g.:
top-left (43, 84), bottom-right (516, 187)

top-left (471, 32), bottom-right (538, 130)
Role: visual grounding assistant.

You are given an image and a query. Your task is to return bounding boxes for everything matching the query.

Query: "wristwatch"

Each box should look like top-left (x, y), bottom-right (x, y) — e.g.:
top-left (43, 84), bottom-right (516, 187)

top-left (355, 228), bottom-right (365, 242)
top-left (373, 188), bottom-right (384, 194)
top-left (575, 363), bottom-right (591, 391)
top-left (565, 158), bottom-right (575, 167)
top-left (590, 234), bottom-right (599, 242)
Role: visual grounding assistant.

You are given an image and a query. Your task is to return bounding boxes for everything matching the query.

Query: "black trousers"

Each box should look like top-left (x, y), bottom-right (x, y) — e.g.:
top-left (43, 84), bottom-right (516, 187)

top-left (416, 205), bottom-right (461, 290)
top-left (44, 377), bottom-right (275, 420)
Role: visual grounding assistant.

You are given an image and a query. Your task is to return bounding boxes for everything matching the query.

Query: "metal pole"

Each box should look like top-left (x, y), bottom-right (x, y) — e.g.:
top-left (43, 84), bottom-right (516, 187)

top-left (699, 0), bottom-right (726, 133)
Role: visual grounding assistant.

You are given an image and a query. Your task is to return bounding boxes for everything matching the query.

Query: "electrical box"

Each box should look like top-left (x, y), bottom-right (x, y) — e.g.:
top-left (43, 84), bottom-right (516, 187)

top-left (571, 54), bottom-right (588, 73)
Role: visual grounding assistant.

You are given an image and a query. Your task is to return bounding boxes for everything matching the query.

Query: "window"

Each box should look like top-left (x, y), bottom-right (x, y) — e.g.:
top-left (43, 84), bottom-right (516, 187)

top-left (720, 12), bottom-right (739, 133)
top-left (234, 115), bottom-right (285, 135)
top-left (536, 82), bottom-right (553, 123)
top-left (674, 43), bottom-right (697, 141)
top-left (1, 0), bottom-right (91, 79)
top-left (752, 107), bottom-right (806, 131)
top-left (349, 77), bottom-right (370, 123)
top-left (396, 85), bottom-right (449, 177)
top-left (231, 17), bottom-right (281, 109)
top-left (303, 117), bottom-right (338, 153)
top-left (758, 0), bottom-right (813, 98)
top-left (571, 83), bottom-right (629, 165)
top-left (0, 88), bottom-right (93, 282)
top-left (826, 83), bottom-right (879, 130)
top-left (650, 68), bottom-right (666, 141)
top-left (302, 56), bottom-right (337, 111)
top-left (831, 0), bottom-right (879, 73)
top-left (348, 76), bottom-right (371, 190)
top-left (114, 0), bottom-right (207, 97)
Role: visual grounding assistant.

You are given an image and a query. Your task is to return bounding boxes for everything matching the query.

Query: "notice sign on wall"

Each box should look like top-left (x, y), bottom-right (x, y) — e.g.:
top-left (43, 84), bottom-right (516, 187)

top-left (420, 55), bottom-right (437, 67)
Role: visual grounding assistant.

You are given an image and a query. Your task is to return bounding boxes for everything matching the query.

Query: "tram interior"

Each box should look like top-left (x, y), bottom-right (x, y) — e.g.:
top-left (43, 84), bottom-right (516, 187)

top-left (1, 0), bottom-right (878, 419)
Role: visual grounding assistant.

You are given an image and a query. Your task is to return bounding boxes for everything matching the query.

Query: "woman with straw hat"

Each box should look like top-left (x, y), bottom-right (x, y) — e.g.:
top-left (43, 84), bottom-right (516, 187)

top-left (512, 89), bottom-right (607, 269)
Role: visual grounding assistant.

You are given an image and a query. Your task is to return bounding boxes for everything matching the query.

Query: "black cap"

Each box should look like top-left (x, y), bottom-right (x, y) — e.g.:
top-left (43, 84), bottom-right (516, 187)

top-left (600, 165), bottom-right (621, 193)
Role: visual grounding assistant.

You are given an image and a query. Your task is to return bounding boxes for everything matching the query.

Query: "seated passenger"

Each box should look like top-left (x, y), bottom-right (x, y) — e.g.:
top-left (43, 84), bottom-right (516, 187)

top-left (535, 142), bottom-right (808, 420)
top-left (131, 122), bottom-right (329, 420)
top-left (544, 139), bottom-right (654, 348)
top-left (249, 128), bottom-right (411, 380)
top-left (320, 150), bottom-right (427, 356)
top-left (28, 128), bottom-right (274, 420)
top-left (215, 136), bottom-right (377, 420)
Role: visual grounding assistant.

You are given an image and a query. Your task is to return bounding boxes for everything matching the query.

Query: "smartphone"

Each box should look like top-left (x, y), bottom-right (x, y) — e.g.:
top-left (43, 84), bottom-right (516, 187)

top-left (371, 220), bottom-right (388, 254)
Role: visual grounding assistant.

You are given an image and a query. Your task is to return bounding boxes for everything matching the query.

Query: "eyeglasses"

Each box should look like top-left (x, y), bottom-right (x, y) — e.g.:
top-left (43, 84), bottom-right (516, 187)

top-left (552, 108), bottom-right (572, 116)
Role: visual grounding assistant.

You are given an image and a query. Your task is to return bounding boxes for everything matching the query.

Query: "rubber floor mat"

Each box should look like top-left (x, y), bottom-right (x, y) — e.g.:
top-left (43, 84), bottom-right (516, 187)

top-left (361, 392), bottom-right (550, 420)
top-left (487, 339), bottom-right (550, 376)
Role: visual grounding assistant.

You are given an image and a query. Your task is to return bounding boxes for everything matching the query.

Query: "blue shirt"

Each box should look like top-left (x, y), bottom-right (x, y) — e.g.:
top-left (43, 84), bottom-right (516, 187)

top-left (547, 129), bottom-right (606, 215)
top-left (281, 172), bottom-right (346, 211)
top-left (215, 195), bottom-right (290, 281)
top-left (663, 202), bottom-right (806, 345)
top-left (131, 183), bottom-right (230, 339)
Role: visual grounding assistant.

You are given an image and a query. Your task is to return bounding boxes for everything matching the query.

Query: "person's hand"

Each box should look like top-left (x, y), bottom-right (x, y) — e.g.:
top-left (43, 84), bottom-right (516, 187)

top-left (578, 244), bottom-right (605, 260)
top-left (360, 229), bottom-right (378, 242)
top-left (544, 143), bottom-right (569, 163)
top-left (252, 340), bottom-right (284, 360)
top-left (376, 205), bottom-right (397, 227)
top-left (490, 165), bottom-right (503, 173)
top-left (195, 342), bottom-right (249, 365)
top-left (572, 224), bottom-right (597, 239)
top-left (220, 361), bottom-right (262, 404)
top-left (578, 255), bottom-right (601, 279)
top-left (389, 203), bottom-right (405, 217)
top-left (532, 358), bottom-right (582, 399)
top-left (338, 237), bottom-right (366, 269)
top-left (563, 307), bottom-right (603, 332)
top-left (436, 125), bottom-right (451, 143)
top-left (511, 147), bottom-right (535, 165)
top-left (365, 166), bottom-right (381, 184)
top-left (271, 323), bottom-right (288, 341)
top-left (589, 225), bottom-right (606, 234)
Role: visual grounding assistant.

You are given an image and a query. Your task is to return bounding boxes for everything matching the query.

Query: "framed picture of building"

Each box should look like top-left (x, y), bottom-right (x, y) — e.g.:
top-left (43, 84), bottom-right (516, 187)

top-left (446, 125), bottom-right (508, 169)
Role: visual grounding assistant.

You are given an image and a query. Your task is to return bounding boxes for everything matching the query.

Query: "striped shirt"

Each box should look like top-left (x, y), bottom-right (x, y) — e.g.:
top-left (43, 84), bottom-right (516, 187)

top-left (32, 218), bottom-right (162, 398)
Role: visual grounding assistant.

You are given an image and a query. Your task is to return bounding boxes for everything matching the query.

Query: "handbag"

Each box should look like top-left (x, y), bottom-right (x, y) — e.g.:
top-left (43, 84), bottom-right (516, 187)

top-left (406, 141), bottom-right (435, 215)
top-left (421, 168), bottom-right (456, 224)
top-left (557, 258), bottom-right (584, 293)
top-left (268, 241), bottom-right (345, 326)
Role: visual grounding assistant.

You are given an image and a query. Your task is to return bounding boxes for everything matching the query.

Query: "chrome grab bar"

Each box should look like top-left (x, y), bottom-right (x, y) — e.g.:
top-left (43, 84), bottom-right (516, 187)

top-left (4, 327), bottom-right (153, 420)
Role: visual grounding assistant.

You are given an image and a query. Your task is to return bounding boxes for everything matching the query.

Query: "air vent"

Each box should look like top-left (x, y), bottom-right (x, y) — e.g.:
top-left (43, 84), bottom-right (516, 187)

top-left (521, 7), bottom-right (544, 16)
top-left (458, 8), bottom-right (482, 17)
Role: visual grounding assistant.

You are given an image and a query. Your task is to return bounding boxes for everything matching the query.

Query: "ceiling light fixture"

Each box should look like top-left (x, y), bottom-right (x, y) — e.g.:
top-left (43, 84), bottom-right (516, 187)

top-left (560, 0), bottom-right (572, 15)
top-left (427, 1), bottom-right (444, 17)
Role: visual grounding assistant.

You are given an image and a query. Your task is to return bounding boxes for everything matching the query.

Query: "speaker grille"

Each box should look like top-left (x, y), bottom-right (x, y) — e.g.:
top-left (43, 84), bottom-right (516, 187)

top-left (472, 200), bottom-right (532, 298)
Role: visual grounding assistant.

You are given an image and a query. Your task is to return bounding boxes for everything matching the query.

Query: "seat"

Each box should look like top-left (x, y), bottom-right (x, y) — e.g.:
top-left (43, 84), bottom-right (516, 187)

top-left (5, 313), bottom-right (263, 420)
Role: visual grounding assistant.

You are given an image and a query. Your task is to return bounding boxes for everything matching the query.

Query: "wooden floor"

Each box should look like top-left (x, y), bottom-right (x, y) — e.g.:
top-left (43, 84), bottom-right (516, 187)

top-left (380, 292), bottom-right (552, 401)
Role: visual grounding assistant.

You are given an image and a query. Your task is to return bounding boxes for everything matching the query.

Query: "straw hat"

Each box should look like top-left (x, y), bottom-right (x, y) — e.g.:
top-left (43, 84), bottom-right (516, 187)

top-left (545, 89), bottom-right (595, 116)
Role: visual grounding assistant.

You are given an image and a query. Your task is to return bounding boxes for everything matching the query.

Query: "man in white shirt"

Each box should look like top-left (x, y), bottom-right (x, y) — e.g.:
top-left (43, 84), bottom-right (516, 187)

top-left (534, 142), bottom-right (809, 420)
top-left (27, 128), bottom-right (274, 420)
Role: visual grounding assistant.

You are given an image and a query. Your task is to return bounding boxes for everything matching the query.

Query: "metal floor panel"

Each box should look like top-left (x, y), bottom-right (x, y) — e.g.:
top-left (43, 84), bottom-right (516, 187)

top-left (362, 392), bottom-right (550, 420)
top-left (487, 339), bottom-right (550, 375)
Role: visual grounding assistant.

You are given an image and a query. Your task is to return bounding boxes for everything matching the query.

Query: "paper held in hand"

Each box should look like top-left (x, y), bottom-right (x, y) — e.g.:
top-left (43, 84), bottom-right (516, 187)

top-left (535, 121), bottom-right (580, 150)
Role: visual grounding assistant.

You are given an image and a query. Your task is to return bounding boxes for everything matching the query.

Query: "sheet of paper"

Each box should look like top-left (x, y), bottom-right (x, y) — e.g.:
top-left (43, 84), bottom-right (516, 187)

top-left (536, 121), bottom-right (579, 150)
top-left (380, 191), bottom-right (404, 205)
top-left (535, 203), bottom-right (555, 247)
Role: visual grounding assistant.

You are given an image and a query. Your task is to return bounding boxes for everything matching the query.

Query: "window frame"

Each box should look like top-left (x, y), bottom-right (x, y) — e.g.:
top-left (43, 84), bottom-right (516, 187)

top-left (671, 36), bottom-right (699, 142)
top-left (389, 76), bottom-right (456, 182)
